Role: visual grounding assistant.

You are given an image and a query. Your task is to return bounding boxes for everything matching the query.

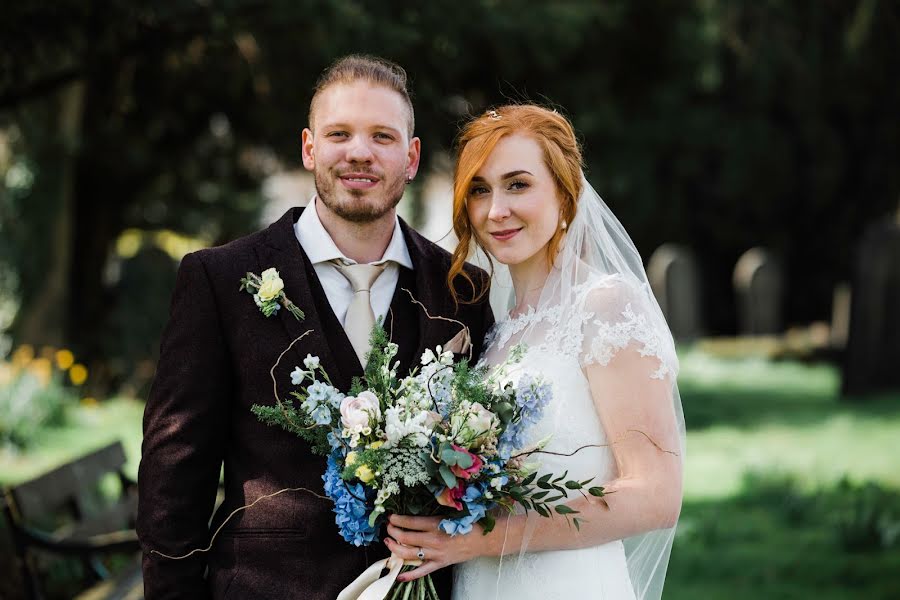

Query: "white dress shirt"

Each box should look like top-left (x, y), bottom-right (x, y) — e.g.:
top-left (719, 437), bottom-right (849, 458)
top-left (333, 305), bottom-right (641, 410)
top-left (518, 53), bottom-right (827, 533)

top-left (294, 197), bottom-right (413, 328)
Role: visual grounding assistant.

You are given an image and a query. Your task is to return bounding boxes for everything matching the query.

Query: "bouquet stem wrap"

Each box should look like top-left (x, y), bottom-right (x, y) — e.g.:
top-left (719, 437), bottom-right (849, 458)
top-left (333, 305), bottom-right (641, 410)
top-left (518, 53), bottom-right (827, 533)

top-left (337, 554), bottom-right (423, 600)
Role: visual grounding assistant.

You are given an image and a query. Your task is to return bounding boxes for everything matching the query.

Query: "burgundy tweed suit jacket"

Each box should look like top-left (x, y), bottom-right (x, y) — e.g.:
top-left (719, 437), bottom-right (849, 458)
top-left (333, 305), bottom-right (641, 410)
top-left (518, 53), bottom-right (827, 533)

top-left (137, 207), bottom-right (494, 599)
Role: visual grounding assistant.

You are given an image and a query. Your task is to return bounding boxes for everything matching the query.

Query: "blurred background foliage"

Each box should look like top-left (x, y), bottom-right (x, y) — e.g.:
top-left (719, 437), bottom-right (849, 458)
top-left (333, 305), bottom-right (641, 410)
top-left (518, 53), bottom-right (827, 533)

top-left (1, 0), bottom-right (898, 395)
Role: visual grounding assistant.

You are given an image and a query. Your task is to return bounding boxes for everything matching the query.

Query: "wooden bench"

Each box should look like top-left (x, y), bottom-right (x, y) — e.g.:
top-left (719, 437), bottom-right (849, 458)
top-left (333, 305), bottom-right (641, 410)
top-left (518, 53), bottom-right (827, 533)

top-left (1, 441), bottom-right (143, 600)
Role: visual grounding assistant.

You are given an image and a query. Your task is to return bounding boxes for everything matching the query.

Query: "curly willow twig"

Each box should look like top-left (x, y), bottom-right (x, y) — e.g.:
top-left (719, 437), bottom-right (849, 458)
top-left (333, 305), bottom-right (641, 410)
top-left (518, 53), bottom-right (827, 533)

top-left (149, 486), bottom-right (329, 560)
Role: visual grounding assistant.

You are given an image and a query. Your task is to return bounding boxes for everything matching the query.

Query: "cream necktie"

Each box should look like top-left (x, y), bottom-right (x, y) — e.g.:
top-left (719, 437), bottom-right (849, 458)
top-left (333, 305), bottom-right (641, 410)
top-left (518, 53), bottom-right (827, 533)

top-left (333, 261), bottom-right (387, 367)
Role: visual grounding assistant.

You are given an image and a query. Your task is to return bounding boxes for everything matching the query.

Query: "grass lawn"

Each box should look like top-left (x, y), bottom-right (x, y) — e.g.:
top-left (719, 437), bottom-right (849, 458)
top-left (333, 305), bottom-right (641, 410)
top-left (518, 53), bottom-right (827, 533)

top-left (1, 350), bottom-right (898, 599)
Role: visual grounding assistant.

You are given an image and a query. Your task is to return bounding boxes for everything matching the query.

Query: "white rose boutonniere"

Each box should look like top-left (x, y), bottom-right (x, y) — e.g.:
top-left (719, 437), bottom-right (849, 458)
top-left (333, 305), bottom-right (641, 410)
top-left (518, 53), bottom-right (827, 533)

top-left (240, 268), bottom-right (304, 320)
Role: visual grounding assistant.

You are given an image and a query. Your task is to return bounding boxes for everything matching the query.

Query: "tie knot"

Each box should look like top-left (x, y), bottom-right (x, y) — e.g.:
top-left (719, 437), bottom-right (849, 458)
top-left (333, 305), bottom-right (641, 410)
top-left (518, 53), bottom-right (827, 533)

top-left (333, 261), bottom-right (386, 293)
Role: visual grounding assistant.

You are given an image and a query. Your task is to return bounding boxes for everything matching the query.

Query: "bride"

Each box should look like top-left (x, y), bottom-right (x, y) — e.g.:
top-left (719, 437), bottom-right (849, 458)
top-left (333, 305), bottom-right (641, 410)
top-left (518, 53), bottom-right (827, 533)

top-left (384, 105), bottom-right (685, 599)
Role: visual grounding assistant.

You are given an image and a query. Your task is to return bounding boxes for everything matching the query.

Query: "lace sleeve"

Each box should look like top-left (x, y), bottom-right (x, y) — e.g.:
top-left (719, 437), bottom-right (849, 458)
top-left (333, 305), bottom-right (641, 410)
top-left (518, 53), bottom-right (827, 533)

top-left (574, 276), bottom-right (679, 380)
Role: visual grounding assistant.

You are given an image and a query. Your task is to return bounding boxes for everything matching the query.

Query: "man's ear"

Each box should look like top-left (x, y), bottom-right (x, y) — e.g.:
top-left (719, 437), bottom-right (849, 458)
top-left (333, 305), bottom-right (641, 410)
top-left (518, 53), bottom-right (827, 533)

top-left (406, 136), bottom-right (421, 181)
top-left (301, 128), bottom-right (315, 171)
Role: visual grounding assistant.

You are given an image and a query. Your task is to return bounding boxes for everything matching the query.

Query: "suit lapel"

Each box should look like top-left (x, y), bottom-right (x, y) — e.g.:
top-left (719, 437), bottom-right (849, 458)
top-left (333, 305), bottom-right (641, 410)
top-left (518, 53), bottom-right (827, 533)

top-left (255, 207), bottom-right (340, 382)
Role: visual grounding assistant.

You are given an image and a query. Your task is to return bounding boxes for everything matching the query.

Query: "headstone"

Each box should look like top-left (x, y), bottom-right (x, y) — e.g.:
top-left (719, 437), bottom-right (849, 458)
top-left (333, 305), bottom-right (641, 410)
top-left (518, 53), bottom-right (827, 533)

top-left (830, 283), bottom-right (852, 349)
top-left (733, 248), bottom-right (784, 335)
top-left (647, 244), bottom-right (704, 341)
top-left (842, 218), bottom-right (900, 396)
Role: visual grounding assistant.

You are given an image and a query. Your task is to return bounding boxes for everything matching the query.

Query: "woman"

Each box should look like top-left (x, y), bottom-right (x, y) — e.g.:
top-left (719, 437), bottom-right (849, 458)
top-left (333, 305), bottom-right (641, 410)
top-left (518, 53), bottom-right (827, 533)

top-left (384, 105), bottom-right (685, 599)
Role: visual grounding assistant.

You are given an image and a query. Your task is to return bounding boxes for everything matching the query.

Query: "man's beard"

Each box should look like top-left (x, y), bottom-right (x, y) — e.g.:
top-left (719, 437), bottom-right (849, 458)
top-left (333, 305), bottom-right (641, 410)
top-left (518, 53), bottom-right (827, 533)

top-left (314, 167), bottom-right (406, 224)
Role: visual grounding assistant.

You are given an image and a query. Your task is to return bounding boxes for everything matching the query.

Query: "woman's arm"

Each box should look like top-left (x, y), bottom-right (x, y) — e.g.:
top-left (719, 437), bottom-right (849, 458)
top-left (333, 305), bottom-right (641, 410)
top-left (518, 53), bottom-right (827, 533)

top-left (386, 346), bottom-right (683, 581)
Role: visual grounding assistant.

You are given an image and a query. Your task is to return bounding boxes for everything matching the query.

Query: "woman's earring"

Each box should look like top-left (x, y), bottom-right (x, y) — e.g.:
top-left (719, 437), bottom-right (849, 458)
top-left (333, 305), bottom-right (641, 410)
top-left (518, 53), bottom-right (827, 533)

top-left (560, 219), bottom-right (568, 230)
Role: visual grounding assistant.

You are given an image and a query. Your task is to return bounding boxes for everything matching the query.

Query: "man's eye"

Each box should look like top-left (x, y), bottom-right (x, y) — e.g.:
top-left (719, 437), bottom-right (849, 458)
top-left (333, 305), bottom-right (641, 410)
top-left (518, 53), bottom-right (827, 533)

top-left (374, 132), bottom-right (394, 141)
top-left (327, 131), bottom-right (348, 138)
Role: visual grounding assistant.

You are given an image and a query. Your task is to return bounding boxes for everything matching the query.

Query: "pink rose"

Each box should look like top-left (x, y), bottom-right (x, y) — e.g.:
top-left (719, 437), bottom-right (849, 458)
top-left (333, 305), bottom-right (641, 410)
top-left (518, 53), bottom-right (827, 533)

top-left (449, 444), bottom-right (484, 480)
top-left (436, 482), bottom-right (465, 510)
top-left (340, 390), bottom-right (381, 430)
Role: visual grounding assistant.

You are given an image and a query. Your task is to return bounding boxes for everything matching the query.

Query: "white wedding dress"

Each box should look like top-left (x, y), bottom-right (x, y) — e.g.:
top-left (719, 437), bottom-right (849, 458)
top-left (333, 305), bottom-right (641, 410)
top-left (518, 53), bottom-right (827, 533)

top-left (452, 274), bottom-right (679, 600)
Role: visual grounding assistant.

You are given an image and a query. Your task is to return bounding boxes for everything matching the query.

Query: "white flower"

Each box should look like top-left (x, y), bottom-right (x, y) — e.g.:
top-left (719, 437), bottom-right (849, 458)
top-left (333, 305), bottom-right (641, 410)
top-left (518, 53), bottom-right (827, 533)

top-left (261, 267), bottom-right (280, 282)
top-left (340, 390), bottom-right (381, 431)
top-left (290, 367), bottom-right (307, 385)
top-left (465, 402), bottom-right (497, 436)
top-left (303, 354), bottom-right (320, 370)
top-left (420, 348), bottom-right (437, 366)
top-left (383, 406), bottom-right (436, 448)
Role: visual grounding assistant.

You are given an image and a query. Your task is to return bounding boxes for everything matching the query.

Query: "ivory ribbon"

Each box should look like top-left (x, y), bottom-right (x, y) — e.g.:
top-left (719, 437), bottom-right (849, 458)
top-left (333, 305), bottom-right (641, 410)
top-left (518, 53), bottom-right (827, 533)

top-left (337, 554), bottom-right (422, 600)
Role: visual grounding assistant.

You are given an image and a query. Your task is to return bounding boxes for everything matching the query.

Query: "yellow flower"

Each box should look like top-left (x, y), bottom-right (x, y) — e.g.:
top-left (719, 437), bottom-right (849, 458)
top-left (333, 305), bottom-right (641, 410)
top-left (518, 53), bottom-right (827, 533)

top-left (367, 441), bottom-right (384, 450)
top-left (69, 363), bottom-right (88, 386)
top-left (257, 277), bottom-right (284, 302)
top-left (345, 451), bottom-right (359, 466)
top-left (355, 464), bottom-right (375, 483)
top-left (12, 344), bottom-right (34, 368)
top-left (81, 397), bottom-right (99, 407)
top-left (55, 349), bottom-right (75, 370)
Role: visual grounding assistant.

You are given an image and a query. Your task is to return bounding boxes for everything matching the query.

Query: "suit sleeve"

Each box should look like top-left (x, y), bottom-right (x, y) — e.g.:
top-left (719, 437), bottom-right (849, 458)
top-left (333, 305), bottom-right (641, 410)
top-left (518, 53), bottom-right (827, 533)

top-left (137, 251), bottom-right (231, 599)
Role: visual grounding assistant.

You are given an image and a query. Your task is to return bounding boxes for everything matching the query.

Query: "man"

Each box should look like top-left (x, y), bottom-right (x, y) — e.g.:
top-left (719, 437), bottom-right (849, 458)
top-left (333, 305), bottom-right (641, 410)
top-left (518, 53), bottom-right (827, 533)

top-left (137, 55), bottom-right (493, 599)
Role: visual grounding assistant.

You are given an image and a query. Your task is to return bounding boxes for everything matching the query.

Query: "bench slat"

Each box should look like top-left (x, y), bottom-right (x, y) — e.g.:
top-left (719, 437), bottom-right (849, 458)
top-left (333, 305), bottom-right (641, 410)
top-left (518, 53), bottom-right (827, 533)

top-left (11, 442), bottom-right (128, 521)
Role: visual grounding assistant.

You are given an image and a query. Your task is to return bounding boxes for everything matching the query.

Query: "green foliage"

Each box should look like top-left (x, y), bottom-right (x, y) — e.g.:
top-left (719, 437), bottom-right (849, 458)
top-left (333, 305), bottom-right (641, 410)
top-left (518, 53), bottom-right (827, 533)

top-left (831, 478), bottom-right (900, 553)
top-left (0, 370), bottom-right (70, 450)
top-left (250, 399), bottom-right (333, 456)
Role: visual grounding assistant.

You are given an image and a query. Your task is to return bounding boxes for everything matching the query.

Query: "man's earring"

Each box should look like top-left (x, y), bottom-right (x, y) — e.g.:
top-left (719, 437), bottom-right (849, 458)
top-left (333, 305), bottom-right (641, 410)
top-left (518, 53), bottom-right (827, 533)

top-left (406, 176), bottom-right (413, 185)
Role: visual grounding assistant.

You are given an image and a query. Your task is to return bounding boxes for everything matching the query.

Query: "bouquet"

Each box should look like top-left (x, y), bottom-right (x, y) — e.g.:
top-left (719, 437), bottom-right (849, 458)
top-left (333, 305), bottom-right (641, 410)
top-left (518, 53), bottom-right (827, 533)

top-left (252, 326), bottom-right (607, 600)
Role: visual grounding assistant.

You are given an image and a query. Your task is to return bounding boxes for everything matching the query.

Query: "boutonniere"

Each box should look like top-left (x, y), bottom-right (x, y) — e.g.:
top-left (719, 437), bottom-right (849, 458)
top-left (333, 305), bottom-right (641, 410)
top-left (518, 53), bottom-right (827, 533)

top-left (240, 267), bottom-right (304, 320)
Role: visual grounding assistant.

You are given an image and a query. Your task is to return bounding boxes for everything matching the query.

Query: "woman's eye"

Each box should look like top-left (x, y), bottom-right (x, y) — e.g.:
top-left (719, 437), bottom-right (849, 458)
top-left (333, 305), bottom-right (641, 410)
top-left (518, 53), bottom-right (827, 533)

top-left (469, 186), bottom-right (489, 196)
top-left (509, 180), bottom-right (529, 191)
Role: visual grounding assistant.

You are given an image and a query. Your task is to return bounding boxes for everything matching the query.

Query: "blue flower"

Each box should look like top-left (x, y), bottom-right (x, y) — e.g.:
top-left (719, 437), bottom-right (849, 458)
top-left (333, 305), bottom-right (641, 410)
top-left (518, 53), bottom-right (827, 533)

top-left (439, 484), bottom-right (492, 536)
top-left (307, 381), bottom-right (329, 403)
top-left (497, 376), bottom-right (552, 459)
top-left (322, 453), bottom-right (379, 546)
top-left (312, 404), bottom-right (332, 426)
top-left (326, 430), bottom-right (342, 451)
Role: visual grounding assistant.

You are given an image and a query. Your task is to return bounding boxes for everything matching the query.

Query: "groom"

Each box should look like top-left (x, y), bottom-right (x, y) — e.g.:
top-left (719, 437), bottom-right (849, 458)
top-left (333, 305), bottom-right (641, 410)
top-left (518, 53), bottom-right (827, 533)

top-left (137, 55), bottom-right (493, 599)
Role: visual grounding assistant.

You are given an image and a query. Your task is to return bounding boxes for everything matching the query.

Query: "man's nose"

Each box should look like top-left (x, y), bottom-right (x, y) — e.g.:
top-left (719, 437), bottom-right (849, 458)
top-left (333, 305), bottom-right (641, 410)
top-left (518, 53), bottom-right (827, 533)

top-left (344, 136), bottom-right (375, 163)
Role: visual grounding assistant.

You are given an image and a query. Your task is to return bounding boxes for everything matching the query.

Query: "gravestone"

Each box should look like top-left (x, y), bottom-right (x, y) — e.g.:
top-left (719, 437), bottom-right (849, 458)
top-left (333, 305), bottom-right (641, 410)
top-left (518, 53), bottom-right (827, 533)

top-left (842, 217), bottom-right (900, 396)
top-left (733, 248), bottom-right (784, 335)
top-left (647, 244), bottom-right (703, 341)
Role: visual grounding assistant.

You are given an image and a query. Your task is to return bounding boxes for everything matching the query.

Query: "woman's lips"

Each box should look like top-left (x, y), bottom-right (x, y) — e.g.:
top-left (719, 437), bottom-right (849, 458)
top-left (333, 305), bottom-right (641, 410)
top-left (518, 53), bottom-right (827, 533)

top-left (489, 228), bottom-right (522, 242)
top-left (339, 174), bottom-right (380, 190)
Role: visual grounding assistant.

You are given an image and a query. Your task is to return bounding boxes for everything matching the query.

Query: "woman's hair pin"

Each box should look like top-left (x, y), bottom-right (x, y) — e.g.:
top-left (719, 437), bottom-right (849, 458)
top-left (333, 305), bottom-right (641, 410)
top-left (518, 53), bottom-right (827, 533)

top-left (487, 110), bottom-right (502, 120)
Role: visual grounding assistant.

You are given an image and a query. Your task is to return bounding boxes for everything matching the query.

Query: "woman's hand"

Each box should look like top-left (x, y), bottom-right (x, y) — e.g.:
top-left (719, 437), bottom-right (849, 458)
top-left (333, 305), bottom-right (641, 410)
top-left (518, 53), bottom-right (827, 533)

top-left (384, 514), bottom-right (494, 582)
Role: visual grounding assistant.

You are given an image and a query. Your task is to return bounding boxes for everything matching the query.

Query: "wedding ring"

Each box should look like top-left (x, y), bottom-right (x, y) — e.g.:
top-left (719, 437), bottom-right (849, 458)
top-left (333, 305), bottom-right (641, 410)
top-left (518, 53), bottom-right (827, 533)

top-left (416, 548), bottom-right (426, 560)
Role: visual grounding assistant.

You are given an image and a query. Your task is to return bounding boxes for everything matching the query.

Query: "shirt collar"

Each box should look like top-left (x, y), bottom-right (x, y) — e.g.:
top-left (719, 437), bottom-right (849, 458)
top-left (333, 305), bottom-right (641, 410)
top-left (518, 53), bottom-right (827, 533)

top-left (294, 196), bottom-right (413, 269)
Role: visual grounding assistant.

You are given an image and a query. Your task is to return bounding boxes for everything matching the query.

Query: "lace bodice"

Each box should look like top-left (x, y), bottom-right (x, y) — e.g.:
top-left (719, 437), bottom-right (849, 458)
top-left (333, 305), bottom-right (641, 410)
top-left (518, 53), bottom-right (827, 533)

top-left (482, 275), bottom-right (678, 381)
